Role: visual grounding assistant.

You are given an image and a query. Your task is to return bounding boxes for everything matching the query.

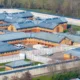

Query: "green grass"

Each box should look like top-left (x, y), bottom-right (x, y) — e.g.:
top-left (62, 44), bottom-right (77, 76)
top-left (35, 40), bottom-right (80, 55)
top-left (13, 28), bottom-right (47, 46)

top-left (0, 62), bottom-right (9, 66)
top-left (0, 68), bottom-right (5, 72)
top-left (71, 25), bottom-right (80, 31)
top-left (33, 75), bottom-right (53, 80)
top-left (24, 59), bottom-right (31, 61)
top-left (32, 62), bottom-right (43, 65)
top-left (33, 71), bottom-right (80, 80)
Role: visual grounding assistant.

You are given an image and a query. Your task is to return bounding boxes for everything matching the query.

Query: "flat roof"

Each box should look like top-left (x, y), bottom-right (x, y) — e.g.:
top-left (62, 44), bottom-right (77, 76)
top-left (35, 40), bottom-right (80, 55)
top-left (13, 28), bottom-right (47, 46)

top-left (5, 60), bottom-right (32, 68)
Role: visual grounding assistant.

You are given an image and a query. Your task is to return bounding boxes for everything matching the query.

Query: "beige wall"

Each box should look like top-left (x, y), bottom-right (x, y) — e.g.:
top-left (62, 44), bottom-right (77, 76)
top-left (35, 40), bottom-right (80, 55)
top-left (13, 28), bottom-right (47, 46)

top-left (8, 25), bottom-right (17, 32)
top-left (5, 67), bottom-right (13, 71)
top-left (61, 38), bottom-right (72, 45)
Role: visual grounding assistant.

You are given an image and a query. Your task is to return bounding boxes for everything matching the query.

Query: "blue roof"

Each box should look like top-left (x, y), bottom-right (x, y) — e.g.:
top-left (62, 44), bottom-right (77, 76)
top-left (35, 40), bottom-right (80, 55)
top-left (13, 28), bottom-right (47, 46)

top-left (4, 17), bottom-right (26, 23)
top-left (0, 32), bottom-right (80, 43)
top-left (26, 32), bottom-right (65, 43)
top-left (0, 13), bottom-right (6, 20)
top-left (0, 30), bottom-right (12, 33)
top-left (12, 17), bottom-right (67, 30)
top-left (38, 17), bottom-right (67, 29)
top-left (9, 11), bottom-right (33, 18)
top-left (5, 60), bottom-right (32, 68)
top-left (0, 23), bottom-right (11, 27)
top-left (0, 42), bottom-right (21, 53)
top-left (45, 17), bottom-right (67, 24)
top-left (57, 33), bottom-right (80, 43)
top-left (66, 47), bottom-right (80, 57)
top-left (0, 32), bottom-right (28, 42)
top-left (38, 20), bottom-right (58, 29)
top-left (12, 20), bottom-right (36, 29)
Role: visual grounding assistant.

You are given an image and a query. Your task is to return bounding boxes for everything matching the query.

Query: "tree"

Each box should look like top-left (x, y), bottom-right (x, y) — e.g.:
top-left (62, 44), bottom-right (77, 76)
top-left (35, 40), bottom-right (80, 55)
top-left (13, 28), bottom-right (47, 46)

top-left (20, 72), bottom-right (32, 80)
top-left (2, 76), bottom-right (8, 80)
top-left (11, 76), bottom-right (20, 80)
top-left (3, 0), bottom-right (8, 7)
top-left (11, 72), bottom-right (32, 80)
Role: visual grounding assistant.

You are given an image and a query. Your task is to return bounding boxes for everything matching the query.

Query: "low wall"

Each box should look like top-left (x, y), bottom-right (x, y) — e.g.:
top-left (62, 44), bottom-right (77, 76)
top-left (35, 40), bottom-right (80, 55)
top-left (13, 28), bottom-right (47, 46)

top-left (0, 59), bottom-right (80, 80)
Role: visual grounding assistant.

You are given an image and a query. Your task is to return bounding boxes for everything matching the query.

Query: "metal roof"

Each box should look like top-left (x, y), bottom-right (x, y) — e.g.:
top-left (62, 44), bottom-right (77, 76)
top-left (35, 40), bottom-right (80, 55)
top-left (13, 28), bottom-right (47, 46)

top-left (0, 13), bottom-right (6, 20)
top-left (45, 17), bottom-right (67, 24)
top-left (12, 17), bottom-right (66, 30)
top-left (9, 11), bottom-right (33, 18)
top-left (38, 17), bottom-right (67, 29)
top-left (57, 33), bottom-right (80, 43)
top-left (0, 23), bottom-right (11, 27)
top-left (0, 32), bottom-right (80, 43)
top-left (66, 47), bottom-right (80, 57)
top-left (0, 32), bottom-right (28, 42)
top-left (26, 32), bottom-right (65, 43)
top-left (38, 20), bottom-right (58, 29)
top-left (4, 17), bottom-right (26, 23)
top-left (12, 20), bottom-right (36, 29)
top-left (5, 60), bottom-right (32, 68)
top-left (0, 42), bottom-right (21, 53)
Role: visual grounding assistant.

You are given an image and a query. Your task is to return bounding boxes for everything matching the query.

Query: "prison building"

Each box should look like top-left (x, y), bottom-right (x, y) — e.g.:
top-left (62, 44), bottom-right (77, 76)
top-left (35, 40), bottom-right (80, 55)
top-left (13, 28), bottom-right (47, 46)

top-left (57, 33), bottom-right (80, 45)
top-left (0, 42), bottom-right (21, 56)
top-left (37, 17), bottom-right (67, 33)
top-left (25, 32), bottom-right (80, 47)
top-left (5, 60), bottom-right (32, 70)
top-left (8, 17), bottom-right (67, 33)
top-left (0, 32), bottom-right (79, 47)
top-left (64, 47), bottom-right (80, 60)
top-left (8, 20), bottom-right (36, 32)
top-left (25, 32), bottom-right (73, 47)
top-left (0, 32), bottom-right (28, 44)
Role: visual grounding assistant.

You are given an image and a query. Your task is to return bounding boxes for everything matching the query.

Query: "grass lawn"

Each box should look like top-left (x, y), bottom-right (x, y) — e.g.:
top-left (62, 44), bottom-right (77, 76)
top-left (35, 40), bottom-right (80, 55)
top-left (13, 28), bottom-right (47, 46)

top-left (25, 59), bottom-right (31, 61)
top-left (33, 71), bottom-right (80, 80)
top-left (33, 75), bottom-right (53, 80)
top-left (0, 68), bottom-right (5, 72)
top-left (71, 25), bottom-right (80, 31)
top-left (0, 62), bottom-right (9, 66)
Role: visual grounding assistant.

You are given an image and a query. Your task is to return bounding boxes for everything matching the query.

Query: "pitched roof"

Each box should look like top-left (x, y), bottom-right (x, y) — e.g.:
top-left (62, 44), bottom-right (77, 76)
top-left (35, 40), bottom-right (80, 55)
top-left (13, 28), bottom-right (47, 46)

top-left (38, 20), bottom-right (58, 29)
top-left (57, 33), bottom-right (80, 43)
top-left (0, 23), bottom-right (11, 27)
top-left (0, 13), bottom-right (6, 20)
top-left (66, 47), bottom-right (80, 57)
top-left (9, 11), bottom-right (33, 18)
top-left (26, 32), bottom-right (65, 43)
top-left (0, 32), bottom-right (28, 42)
top-left (12, 20), bottom-right (36, 29)
top-left (45, 17), bottom-right (67, 24)
top-left (5, 60), bottom-right (32, 68)
top-left (12, 17), bottom-right (67, 30)
top-left (4, 17), bottom-right (26, 23)
top-left (0, 42), bottom-right (21, 53)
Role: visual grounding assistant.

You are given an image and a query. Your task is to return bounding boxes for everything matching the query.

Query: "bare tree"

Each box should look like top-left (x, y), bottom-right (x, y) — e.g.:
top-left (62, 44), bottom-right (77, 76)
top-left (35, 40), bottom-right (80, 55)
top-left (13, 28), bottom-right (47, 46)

top-left (11, 76), bottom-right (20, 80)
top-left (11, 72), bottom-right (32, 80)
top-left (20, 72), bottom-right (32, 80)
top-left (2, 76), bottom-right (8, 80)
